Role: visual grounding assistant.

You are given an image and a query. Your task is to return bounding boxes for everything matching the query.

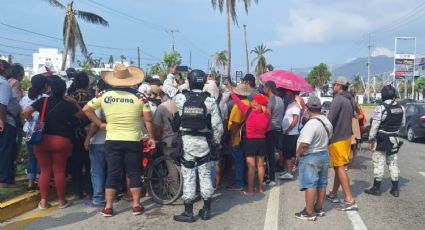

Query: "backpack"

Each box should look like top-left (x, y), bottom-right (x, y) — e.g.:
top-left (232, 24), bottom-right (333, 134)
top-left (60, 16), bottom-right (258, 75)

top-left (180, 91), bottom-right (211, 130)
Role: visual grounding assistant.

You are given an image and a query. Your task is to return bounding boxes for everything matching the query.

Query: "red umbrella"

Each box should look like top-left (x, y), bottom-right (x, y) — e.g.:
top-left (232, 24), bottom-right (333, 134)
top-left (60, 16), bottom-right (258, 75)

top-left (260, 70), bottom-right (313, 93)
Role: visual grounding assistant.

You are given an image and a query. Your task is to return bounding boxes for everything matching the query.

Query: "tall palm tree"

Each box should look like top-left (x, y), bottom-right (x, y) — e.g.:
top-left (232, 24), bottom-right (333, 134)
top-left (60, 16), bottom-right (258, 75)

top-left (213, 50), bottom-right (228, 76)
top-left (120, 55), bottom-right (126, 64)
top-left (108, 55), bottom-right (114, 68)
top-left (211, 0), bottom-right (258, 78)
top-left (43, 0), bottom-right (109, 70)
top-left (251, 44), bottom-right (272, 77)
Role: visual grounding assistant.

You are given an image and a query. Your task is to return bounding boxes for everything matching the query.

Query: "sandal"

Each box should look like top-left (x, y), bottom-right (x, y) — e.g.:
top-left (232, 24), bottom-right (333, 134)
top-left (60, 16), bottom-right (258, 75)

top-left (38, 202), bottom-right (51, 210)
top-left (241, 191), bottom-right (255, 197)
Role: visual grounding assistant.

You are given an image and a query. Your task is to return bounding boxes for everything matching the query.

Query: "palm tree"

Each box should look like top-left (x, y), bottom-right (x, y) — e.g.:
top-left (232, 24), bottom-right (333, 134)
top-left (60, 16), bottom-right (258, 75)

top-left (211, 0), bottom-right (258, 78)
top-left (251, 44), bottom-right (272, 77)
top-left (43, 0), bottom-right (109, 70)
top-left (213, 50), bottom-right (228, 76)
top-left (83, 52), bottom-right (95, 68)
top-left (108, 55), bottom-right (114, 68)
top-left (120, 55), bottom-right (126, 64)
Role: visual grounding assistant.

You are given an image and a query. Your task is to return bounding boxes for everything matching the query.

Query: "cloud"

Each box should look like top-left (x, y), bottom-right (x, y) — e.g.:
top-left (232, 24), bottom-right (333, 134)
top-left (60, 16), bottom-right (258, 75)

top-left (270, 8), bottom-right (371, 47)
top-left (371, 47), bottom-right (394, 57)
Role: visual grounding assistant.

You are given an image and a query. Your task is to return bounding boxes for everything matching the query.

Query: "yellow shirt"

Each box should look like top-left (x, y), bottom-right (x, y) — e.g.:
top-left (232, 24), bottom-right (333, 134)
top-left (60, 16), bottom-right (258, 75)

top-left (88, 90), bottom-right (151, 141)
top-left (228, 99), bottom-right (250, 146)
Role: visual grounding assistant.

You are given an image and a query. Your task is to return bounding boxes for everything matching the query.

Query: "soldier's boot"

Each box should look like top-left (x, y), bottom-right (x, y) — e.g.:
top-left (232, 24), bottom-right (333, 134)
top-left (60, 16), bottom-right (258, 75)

top-left (198, 199), bottom-right (212, 220)
top-left (390, 180), bottom-right (399, 197)
top-left (364, 179), bottom-right (381, 196)
top-left (174, 202), bottom-right (196, 223)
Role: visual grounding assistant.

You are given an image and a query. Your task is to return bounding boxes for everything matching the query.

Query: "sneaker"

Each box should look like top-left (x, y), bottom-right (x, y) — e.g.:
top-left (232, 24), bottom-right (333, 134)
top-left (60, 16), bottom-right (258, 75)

top-left (226, 184), bottom-right (243, 191)
top-left (314, 208), bottom-right (326, 217)
top-left (336, 200), bottom-right (358, 211)
top-left (326, 194), bottom-right (341, 203)
top-left (278, 171), bottom-right (287, 177)
top-left (132, 205), bottom-right (145, 216)
top-left (295, 209), bottom-right (317, 221)
top-left (102, 208), bottom-right (114, 217)
top-left (268, 181), bottom-right (277, 187)
top-left (58, 200), bottom-right (73, 209)
top-left (84, 200), bottom-right (105, 208)
top-left (278, 173), bottom-right (294, 180)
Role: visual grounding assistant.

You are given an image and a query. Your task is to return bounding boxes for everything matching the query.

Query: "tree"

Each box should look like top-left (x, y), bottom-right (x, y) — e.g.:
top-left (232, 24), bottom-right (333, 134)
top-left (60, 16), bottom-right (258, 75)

top-left (351, 75), bottom-right (365, 94)
top-left (147, 63), bottom-right (167, 78)
top-left (162, 51), bottom-right (182, 69)
top-left (213, 50), bottom-right (228, 76)
top-left (266, 64), bottom-right (274, 72)
top-left (43, 0), bottom-right (109, 70)
top-left (130, 60), bottom-right (135, 66)
top-left (306, 63), bottom-right (331, 92)
top-left (108, 55), bottom-right (114, 68)
top-left (211, 0), bottom-right (258, 78)
top-left (120, 55), bottom-right (126, 64)
top-left (83, 52), bottom-right (95, 68)
top-left (251, 44), bottom-right (272, 77)
top-left (7, 54), bottom-right (13, 64)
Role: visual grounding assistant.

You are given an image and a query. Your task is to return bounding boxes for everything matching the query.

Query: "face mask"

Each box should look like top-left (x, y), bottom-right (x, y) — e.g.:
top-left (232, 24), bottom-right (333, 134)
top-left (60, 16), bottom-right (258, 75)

top-left (283, 95), bottom-right (294, 105)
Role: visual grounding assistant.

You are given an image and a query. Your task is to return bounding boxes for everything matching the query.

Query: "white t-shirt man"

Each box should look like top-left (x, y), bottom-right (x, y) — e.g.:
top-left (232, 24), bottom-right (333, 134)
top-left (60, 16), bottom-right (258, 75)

top-left (297, 115), bottom-right (333, 154)
top-left (282, 101), bottom-right (302, 135)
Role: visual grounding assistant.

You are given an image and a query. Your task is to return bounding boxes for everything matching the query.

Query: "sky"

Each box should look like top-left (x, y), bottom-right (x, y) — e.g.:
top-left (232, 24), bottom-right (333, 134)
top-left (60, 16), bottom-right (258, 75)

top-left (1, 0), bottom-right (425, 73)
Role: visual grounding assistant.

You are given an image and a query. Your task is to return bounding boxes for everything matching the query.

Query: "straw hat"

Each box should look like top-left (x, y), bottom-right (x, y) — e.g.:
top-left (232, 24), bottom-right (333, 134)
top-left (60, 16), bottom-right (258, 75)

top-left (103, 64), bottom-right (144, 87)
top-left (233, 84), bottom-right (249, 96)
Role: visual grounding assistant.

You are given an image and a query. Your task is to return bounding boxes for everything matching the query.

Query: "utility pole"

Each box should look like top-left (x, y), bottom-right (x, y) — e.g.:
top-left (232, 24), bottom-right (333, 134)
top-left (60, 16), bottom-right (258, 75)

top-left (137, 47), bottom-right (141, 68)
top-left (189, 50), bottom-right (192, 69)
top-left (168, 29), bottom-right (179, 51)
top-left (243, 25), bottom-right (249, 74)
top-left (207, 59), bottom-right (210, 72)
top-left (367, 34), bottom-right (373, 103)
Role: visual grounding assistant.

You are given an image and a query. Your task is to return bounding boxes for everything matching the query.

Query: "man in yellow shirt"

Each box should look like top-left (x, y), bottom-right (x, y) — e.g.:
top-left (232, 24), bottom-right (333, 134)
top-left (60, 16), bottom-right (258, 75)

top-left (83, 64), bottom-right (155, 217)
top-left (226, 84), bottom-right (250, 191)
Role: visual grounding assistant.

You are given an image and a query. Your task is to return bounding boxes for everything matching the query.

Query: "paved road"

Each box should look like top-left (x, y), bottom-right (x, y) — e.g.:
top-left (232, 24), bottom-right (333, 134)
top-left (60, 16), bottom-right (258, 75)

top-left (2, 108), bottom-right (425, 230)
top-left (2, 138), bottom-right (424, 230)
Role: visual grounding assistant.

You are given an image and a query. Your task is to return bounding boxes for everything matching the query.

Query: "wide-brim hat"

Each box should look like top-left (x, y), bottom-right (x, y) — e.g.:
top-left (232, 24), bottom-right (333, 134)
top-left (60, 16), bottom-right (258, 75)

top-left (103, 64), bottom-right (144, 87)
top-left (233, 84), bottom-right (249, 96)
top-left (333, 76), bottom-right (349, 86)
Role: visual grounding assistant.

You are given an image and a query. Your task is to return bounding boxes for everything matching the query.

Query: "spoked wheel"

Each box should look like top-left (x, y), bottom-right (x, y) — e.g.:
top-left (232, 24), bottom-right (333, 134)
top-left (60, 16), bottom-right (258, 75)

top-left (407, 127), bottom-right (416, 142)
top-left (147, 156), bottom-right (183, 205)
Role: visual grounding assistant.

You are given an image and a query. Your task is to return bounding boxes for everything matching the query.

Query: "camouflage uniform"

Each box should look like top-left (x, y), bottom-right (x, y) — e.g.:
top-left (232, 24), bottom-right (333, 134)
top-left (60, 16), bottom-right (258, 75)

top-left (174, 89), bottom-right (223, 202)
top-left (369, 100), bottom-right (405, 181)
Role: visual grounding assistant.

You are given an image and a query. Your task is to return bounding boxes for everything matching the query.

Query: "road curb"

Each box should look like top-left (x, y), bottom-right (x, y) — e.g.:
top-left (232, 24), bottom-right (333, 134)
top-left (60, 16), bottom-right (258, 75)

top-left (0, 192), bottom-right (40, 222)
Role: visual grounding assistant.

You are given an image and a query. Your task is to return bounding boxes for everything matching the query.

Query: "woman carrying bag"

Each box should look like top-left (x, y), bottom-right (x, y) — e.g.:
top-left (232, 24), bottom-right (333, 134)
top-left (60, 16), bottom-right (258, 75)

top-left (23, 76), bottom-right (85, 210)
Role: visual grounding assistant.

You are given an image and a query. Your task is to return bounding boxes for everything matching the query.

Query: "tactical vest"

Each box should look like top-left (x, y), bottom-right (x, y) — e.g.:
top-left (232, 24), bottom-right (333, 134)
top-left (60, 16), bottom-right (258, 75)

top-left (180, 91), bottom-right (211, 131)
top-left (379, 102), bottom-right (403, 133)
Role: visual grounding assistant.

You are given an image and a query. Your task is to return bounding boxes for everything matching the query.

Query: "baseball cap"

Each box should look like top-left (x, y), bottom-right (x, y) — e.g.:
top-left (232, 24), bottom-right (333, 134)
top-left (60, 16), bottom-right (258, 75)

top-left (333, 76), bottom-right (349, 86)
top-left (306, 96), bottom-right (322, 110)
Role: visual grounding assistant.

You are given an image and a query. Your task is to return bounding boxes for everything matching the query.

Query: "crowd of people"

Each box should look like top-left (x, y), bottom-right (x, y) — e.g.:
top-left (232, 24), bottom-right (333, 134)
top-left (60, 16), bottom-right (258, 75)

top-left (0, 58), bottom-right (405, 222)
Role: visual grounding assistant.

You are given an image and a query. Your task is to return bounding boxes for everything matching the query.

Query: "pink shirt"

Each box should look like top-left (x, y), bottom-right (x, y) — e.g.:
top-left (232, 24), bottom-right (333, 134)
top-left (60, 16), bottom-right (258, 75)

top-left (231, 93), bottom-right (270, 139)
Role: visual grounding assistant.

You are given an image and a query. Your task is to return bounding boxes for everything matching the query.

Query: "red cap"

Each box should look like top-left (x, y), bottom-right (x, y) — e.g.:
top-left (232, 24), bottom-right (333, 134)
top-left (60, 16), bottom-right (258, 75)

top-left (253, 93), bottom-right (268, 106)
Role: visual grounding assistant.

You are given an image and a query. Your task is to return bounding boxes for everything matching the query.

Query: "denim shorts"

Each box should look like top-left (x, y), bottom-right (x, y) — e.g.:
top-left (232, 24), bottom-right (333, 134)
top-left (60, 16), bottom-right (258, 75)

top-left (298, 151), bottom-right (329, 191)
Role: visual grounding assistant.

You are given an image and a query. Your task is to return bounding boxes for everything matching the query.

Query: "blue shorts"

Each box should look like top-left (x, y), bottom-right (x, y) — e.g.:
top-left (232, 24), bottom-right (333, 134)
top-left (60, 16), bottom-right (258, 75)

top-left (298, 151), bottom-right (329, 191)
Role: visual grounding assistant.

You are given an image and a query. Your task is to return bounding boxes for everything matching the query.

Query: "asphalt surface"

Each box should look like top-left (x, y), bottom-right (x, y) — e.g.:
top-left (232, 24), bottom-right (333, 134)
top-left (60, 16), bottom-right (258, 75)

top-left (2, 108), bottom-right (425, 230)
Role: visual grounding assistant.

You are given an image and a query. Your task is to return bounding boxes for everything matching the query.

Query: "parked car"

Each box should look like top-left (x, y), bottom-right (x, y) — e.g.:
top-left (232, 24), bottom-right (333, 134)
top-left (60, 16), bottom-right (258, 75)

top-left (399, 102), bottom-right (425, 142)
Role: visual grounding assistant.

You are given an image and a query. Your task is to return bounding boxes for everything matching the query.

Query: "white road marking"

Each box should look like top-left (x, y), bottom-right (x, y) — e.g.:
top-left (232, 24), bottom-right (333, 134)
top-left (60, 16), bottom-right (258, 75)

top-left (346, 211), bottom-right (368, 230)
top-left (263, 180), bottom-right (280, 230)
top-left (419, 172), bottom-right (425, 177)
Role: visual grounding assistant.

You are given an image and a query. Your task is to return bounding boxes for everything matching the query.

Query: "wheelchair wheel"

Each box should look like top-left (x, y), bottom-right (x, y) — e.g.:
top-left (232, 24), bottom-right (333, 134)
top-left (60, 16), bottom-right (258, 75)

top-left (147, 156), bottom-right (183, 205)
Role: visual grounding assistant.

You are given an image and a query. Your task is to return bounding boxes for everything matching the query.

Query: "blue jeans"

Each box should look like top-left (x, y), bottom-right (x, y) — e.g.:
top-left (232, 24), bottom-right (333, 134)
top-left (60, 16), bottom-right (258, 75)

top-left (26, 142), bottom-right (40, 180)
top-left (298, 151), bottom-right (329, 191)
top-left (89, 144), bottom-right (106, 204)
top-left (0, 124), bottom-right (17, 184)
top-left (232, 146), bottom-right (246, 187)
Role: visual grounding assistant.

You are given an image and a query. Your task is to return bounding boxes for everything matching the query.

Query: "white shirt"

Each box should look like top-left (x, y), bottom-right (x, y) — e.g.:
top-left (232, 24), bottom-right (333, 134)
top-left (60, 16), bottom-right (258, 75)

top-left (90, 109), bottom-right (106, 145)
top-left (297, 115), bottom-right (333, 154)
top-left (282, 102), bottom-right (301, 135)
top-left (20, 94), bottom-right (48, 132)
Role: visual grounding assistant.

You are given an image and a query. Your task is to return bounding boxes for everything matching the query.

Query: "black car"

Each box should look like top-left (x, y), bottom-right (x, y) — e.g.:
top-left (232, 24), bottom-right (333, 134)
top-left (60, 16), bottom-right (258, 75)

top-left (399, 102), bottom-right (425, 142)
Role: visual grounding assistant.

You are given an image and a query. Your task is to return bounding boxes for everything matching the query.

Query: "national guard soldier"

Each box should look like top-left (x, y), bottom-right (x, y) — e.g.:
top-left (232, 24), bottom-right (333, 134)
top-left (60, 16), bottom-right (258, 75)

top-left (173, 69), bottom-right (223, 222)
top-left (365, 85), bottom-right (404, 197)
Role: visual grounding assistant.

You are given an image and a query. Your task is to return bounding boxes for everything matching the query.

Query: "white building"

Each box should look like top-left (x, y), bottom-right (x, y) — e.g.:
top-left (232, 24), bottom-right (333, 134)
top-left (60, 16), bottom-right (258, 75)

top-left (33, 48), bottom-right (70, 74)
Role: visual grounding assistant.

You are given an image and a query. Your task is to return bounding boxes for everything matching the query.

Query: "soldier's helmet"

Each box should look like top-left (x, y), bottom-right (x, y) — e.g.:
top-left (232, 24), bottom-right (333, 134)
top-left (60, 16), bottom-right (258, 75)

top-left (187, 69), bottom-right (206, 90)
top-left (381, 85), bottom-right (397, 101)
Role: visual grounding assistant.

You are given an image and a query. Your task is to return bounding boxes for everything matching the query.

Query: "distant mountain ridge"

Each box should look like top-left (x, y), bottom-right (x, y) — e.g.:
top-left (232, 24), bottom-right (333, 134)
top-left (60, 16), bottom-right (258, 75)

top-left (293, 55), bottom-right (394, 80)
